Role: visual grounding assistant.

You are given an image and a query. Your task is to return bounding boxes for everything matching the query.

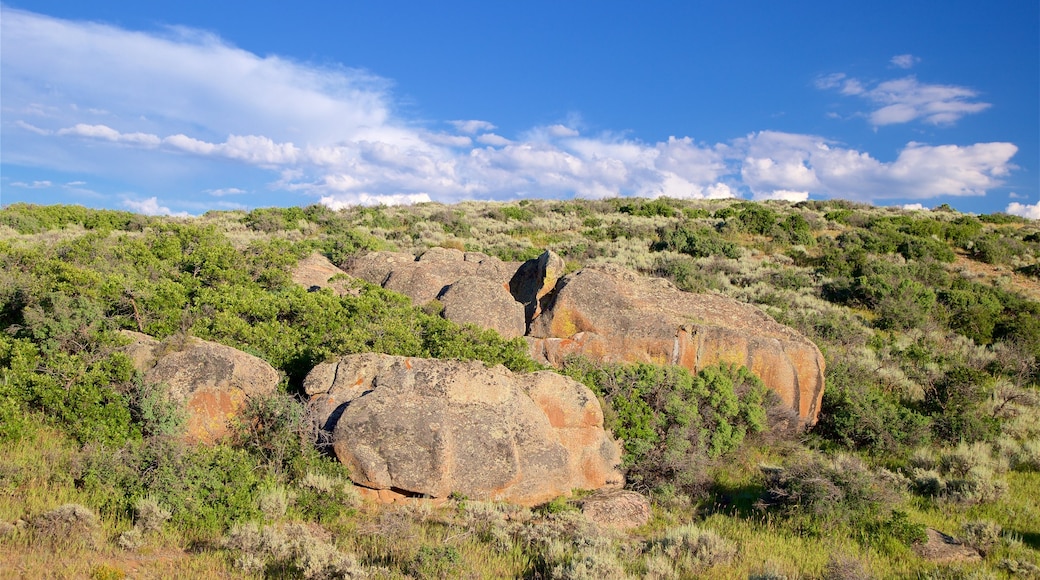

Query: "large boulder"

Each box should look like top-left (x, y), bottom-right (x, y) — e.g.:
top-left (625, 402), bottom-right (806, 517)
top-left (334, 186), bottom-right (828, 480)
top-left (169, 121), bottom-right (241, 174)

top-left (509, 250), bottom-right (566, 327)
top-left (527, 266), bottom-right (826, 425)
top-left (303, 353), bottom-right (623, 505)
top-left (345, 248), bottom-right (518, 305)
top-left (580, 489), bottom-right (652, 530)
top-left (438, 276), bottom-right (526, 339)
top-left (121, 331), bottom-right (280, 444)
top-left (291, 253), bottom-right (358, 296)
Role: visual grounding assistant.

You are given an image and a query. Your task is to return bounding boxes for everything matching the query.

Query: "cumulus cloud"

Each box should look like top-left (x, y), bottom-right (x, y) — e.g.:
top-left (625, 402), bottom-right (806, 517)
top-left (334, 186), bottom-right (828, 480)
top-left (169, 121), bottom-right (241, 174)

top-left (1, 7), bottom-right (1021, 211)
top-left (901, 203), bottom-right (927, 211)
top-left (1006, 202), bottom-right (1040, 220)
top-left (818, 71), bottom-right (990, 126)
top-left (123, 196), bottom-right (191, 217)
top-left (739, 131), bottom-right (1017, 201)
top-left (57, 123), bottom-right (161, 146)
top-left (477, 133), bottom-right (513, 146)
top-left (449, 120), bottom-right (496, 134)
top-left (890, 54), bottom-right (920, 69)
top-left (319, 192), bottom-right (432, 209)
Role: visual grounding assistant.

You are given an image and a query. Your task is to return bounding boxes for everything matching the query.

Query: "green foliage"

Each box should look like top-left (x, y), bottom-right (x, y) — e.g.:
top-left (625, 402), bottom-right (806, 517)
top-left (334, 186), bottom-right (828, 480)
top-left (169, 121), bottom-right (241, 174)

top-left (0, 203), bottom-right (150, 234)
top-left (652, 222), bottom-right (741, 258)
top-left (76, 438), bottom-right (266, 532)
top-left (0, 333), bottom-right (138, 445)
top-left (866, 510), bottom-right (927, 547)
top-left (736, 204), bottom-right (778, 235)
top-left (776, 213), bottom-right (816, 246)
top-left (125, 377), bottom-right (186, 439)
top-left (762, 453), bottom-right (901, 540)
top-left (501, 205), bottom-right (536, 221)
top-left (925, 365), bottom-right (999, 443)
top-left (617, 197), bottom-right (679, 218)
top-left (562, 359), bottom-right (769, 491)
top-left (813, 360), bottom-right (930, 455)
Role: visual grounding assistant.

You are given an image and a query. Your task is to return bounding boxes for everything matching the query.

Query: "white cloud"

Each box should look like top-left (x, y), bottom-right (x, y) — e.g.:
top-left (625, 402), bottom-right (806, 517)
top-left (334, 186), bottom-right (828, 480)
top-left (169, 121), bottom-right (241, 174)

top-left (818, 71), bottom-right (990, 126)
top-left (1, 8), bottom-right (1021, 211)
top-left (423, 132), bottom-right (473, 148)
top-left (547, 124), bottom-right (580, 138)
top-left (1006, 202), bottom-right (1040, 220)
top-left (15, 120), bottom-right (52, 135)
top-left (901, 203), bottom-right (927, 211)
top-left (756, 190), bottom-right (810, 202)
top-left (448, 120), bottom-right (496, 134)
top-left (57, 123), bottom-right (161, 146)
top-left (205, 187), bottom-right (247, 197)
top-left (476, 133), bottom-right (513, 146)
top-left (123, 196), bottom-right (191, 217)
top-left (9, 180), bottom-right (53, 188)
top-left (318, 192), bottom-right (432, 209)
top-left (739, 131), bottom-right (1017, 201)
top-left (890, 54), bottom-right (920, 69)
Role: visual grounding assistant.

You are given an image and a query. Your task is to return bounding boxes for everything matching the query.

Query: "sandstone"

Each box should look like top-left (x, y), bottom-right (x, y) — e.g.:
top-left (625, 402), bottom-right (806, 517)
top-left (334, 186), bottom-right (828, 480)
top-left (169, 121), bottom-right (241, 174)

top-left (527, 266), bottom-right (826, 425)
top-left (580, 489), bottom-right (652, 530)
top-left (291, 252), bottom-right (358, 296)
top-left (304, 353), bottom-right (623, 505)
top-left (509, 250), bottom-right (567, 327)
top-left (914, 528), bottom-right (982, 564)
top-left (120, 331), bottom-right (281, 444)
top-left (438, 276), bottom-right (526, 339)
top-left (345, 248), bottom-right (518, 305)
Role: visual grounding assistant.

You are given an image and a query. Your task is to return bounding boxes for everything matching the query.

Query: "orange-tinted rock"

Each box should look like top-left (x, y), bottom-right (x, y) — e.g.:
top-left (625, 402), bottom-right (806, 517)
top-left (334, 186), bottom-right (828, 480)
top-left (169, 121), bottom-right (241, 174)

top-left (291, 252), bottom-right (359, 296)
top-left (120, 331), bottom-right (280, 444)
top-left (528, 266), bottom-right (825, 425)
top-left (303, 353), bottom-right (623, 505)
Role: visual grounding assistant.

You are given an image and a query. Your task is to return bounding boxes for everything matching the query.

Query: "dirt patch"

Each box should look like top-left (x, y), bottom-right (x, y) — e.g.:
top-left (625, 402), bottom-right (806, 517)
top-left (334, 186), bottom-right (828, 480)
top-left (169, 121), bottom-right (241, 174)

top-left (914, 528), bottom-right (981, 564)
top-left (950, 252), bottom-right (1040, 303)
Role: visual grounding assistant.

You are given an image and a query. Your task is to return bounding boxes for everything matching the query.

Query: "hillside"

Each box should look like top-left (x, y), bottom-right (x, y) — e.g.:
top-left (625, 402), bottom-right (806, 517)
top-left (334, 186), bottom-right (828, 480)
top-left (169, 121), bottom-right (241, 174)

top-left (1, 198), bottom-right (1038, 578)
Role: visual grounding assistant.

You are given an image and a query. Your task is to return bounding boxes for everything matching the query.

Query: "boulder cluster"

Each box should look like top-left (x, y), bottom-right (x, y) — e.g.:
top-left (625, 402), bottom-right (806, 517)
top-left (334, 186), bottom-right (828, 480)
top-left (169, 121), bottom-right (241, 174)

top-left (120, 247), bottom-right (826, 506)
top-left (337, 248), bottom-right (826, 425)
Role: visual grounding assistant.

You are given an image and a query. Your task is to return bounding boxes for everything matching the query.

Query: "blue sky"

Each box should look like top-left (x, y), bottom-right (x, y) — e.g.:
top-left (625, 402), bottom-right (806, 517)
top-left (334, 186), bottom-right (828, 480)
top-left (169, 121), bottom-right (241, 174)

top-left (2, 1), bottom-right (1037, 218)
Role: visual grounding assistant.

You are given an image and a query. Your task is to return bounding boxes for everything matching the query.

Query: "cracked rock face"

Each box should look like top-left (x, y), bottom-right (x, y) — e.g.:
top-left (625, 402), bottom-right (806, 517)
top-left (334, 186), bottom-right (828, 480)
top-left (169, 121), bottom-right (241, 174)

top-left (304, 353), bottom-right (623, 505)
top-left (526, 266), bottom-right (827, 425)
top-left (335, 248), bottom-right (826, 426)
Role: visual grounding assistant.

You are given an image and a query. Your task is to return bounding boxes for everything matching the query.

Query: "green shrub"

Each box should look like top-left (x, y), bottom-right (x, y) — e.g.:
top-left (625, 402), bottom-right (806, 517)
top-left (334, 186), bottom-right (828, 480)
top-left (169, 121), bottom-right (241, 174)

top-left (812, 360), bottom-right (930, 454)
top-left (563, 359), bottom-right (769, 492)
top-left (30, 503), bottom-right (100, 549)
top-left (649, 524), bottom-right (736, 570)
top-left (125, 377), bottom-right (185, 439)
top-left (651, 222), bottom-right (741, 258)
top-left (925, 366), bottom-right (998, 443)
top-left (224, 522), bottom-right (366, 579)
top-left (960, 520), bottom-right (1002, 556)
top-left (761, 453), bottom-right (896, 534)
top-left (736, 204), bottom-right (778, 235)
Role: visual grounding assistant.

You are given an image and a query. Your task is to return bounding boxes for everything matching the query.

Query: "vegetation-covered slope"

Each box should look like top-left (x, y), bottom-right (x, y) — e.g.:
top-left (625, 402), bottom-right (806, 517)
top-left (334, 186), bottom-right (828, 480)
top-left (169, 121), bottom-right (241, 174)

top-left (0, 199), bottom-right (1038, 578)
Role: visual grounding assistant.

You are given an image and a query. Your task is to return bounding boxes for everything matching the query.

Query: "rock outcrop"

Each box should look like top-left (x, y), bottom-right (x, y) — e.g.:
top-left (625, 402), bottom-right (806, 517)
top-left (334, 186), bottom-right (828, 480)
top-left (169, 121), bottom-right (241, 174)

top-left (345, 248), bottom-right (517, 305)
top-left (509, 250), bottom-right (567, 326)
top-left (914, 529), bottom-right (982, 564)
top-left (339, 248), bottom-right (826, 425)
top-left (580, 489), bottom-right (652, 530)
top-left (121, 331), bottom-right (281, 444)
top-left (291, 253), bottom-right (358, 296)
top-left (527, 266), bottom-right (826, 425)
top-left (439, 276), bottom-right (526, 339)
top-left (303, 353), bottom-right (623, 505)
